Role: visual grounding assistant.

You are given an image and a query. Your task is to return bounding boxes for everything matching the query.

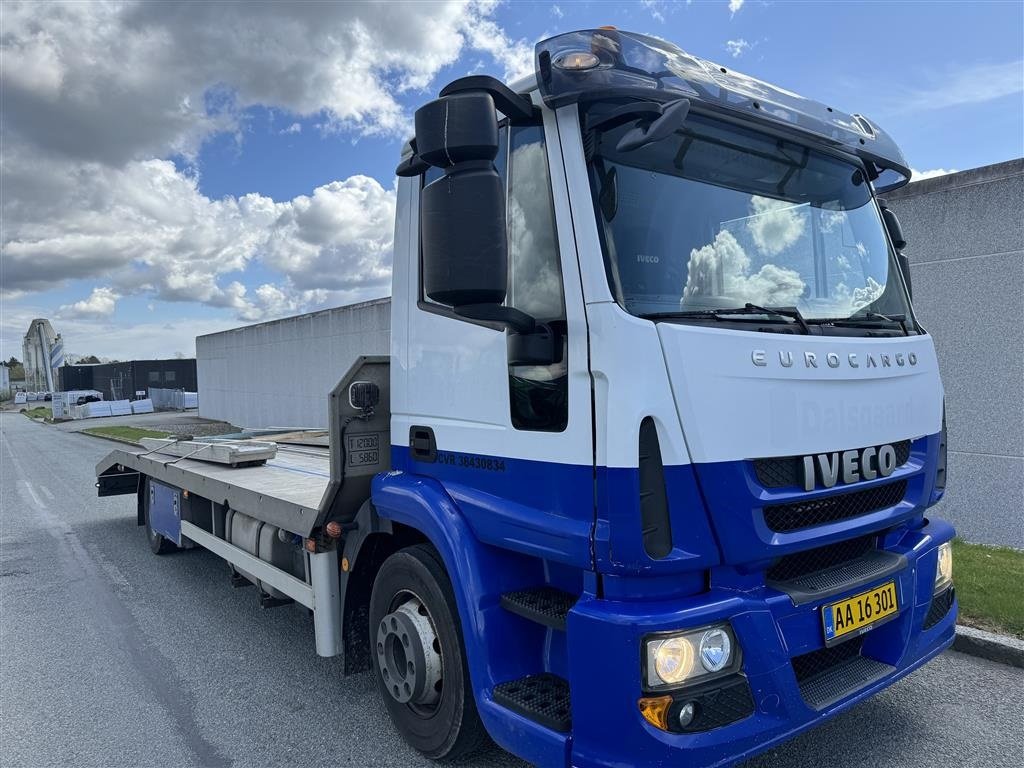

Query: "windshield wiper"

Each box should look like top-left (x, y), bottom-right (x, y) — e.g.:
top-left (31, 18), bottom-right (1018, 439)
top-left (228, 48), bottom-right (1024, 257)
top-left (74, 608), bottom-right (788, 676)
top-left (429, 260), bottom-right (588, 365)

top-left (640, 303), bottom-right (811, 334)
top-left (816, 311), bottom-right (910, 336)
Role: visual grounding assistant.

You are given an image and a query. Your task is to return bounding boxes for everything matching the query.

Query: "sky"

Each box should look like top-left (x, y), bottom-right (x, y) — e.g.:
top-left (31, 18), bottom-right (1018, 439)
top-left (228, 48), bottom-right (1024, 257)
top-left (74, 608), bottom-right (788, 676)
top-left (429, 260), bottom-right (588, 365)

top-left (2, 0), bottom-right (1022, 362)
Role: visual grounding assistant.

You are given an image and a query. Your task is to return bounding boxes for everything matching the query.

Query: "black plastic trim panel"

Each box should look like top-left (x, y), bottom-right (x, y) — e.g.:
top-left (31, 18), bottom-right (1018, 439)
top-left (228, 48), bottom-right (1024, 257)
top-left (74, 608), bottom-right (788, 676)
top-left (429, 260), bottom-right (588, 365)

top-left (638, 417), bottom-right (673, 559)
top-left (769, 548), bottom-right (907, 606)
top-left (924, 586), bottom-right (955, 629)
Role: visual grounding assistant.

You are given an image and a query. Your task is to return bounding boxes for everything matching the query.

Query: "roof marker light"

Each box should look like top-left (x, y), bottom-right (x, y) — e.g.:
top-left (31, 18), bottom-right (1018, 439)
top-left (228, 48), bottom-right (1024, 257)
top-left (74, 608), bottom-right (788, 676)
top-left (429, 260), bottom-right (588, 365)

top-left (555, 51), bottom-right (600, 71)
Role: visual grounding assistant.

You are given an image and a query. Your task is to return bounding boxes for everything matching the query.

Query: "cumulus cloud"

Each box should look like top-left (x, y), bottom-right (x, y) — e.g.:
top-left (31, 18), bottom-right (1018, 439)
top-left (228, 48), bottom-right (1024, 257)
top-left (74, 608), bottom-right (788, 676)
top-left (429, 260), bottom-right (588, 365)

top-left (280, 123), bottom-right (302, 135)
top-left (911, 167), bottom-right (957, 181)
top-left (59, 287), bottom-right (120, 319)
top-left (684, 230), bottom-right (805, 307)
top-left (2, 146), bottom-right (396, 321)
top-left (725, 39), bottom-right (751, 58)
top-left (0, 1), bottom-right (534, 325)
top-left (729, 0), bottom-right (745, 17)
top-left (0, 0), bottom-right (532, 163)
top-left (747, 196), bottom-right (808, 256)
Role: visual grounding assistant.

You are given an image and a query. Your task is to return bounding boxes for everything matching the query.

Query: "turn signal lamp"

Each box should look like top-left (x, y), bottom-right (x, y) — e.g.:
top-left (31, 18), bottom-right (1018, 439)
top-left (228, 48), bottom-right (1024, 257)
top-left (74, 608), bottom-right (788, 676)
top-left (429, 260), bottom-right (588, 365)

top-left (638, 695), bottom-right (672, 731)
top-left (934, 541), bottom-right (953, 593)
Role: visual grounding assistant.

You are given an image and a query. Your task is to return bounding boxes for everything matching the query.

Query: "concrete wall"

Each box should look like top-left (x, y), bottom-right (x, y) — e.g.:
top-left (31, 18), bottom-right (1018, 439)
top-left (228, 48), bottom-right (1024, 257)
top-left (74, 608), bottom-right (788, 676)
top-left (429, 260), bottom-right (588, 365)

top-left (886, 159), bottom-right (1023, 548)
top-left (197, 298), bottom-right (390, 430)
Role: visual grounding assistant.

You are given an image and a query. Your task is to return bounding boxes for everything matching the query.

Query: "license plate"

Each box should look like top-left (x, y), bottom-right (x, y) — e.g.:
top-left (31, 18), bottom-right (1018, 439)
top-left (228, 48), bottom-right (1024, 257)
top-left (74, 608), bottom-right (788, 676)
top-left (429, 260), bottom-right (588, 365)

top-left (822, 581), bottom-right (899, 644)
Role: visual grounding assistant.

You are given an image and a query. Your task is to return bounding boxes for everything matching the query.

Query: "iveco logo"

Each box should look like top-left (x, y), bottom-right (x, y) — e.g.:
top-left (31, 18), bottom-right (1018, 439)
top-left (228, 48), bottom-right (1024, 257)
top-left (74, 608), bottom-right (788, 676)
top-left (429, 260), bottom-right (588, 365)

top-left (803, 444), bottom-right (897, 491)
top-left (751, 349), bottom-right (918, 369)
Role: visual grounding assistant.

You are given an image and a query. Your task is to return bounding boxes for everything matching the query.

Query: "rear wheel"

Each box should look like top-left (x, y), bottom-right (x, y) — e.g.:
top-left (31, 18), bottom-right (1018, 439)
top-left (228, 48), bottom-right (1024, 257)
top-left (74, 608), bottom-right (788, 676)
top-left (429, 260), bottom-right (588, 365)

top-left (369, 544), bottom-right (487, 759)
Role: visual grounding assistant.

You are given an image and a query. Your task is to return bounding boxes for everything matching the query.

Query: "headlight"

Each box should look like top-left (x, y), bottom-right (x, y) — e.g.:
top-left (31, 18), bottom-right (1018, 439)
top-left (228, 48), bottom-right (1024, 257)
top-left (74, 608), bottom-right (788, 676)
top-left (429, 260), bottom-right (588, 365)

top-left (934, 541), bottom-right (953, 593)
top-left (645, 624), bottom-right (738, 689)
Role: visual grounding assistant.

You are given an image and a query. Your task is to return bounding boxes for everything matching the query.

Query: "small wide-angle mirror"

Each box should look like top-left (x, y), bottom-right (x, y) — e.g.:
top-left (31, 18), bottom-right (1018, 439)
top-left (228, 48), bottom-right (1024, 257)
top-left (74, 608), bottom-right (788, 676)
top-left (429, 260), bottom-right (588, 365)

top-left (616, 98), bottom-right (691, 153)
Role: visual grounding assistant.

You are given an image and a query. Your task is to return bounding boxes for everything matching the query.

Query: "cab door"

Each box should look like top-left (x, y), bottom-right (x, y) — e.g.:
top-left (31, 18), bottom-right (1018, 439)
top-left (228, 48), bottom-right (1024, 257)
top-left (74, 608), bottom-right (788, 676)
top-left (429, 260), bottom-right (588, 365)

top-left (393, 98), bottom-right (594, 569)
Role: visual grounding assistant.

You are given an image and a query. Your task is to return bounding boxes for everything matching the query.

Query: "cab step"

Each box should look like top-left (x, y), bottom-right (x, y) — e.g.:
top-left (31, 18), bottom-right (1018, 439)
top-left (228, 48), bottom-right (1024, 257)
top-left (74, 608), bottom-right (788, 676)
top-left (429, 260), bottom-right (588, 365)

top-left (500, 587), bottom-right (575, 631)
top-left (493, 673), bottom-right (571, 732)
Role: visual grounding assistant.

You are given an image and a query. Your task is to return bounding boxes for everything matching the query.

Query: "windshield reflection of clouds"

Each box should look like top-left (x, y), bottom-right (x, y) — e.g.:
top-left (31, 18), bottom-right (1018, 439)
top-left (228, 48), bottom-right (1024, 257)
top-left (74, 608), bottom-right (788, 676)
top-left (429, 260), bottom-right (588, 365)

top-left (682, 195), bottom-right (891, 316)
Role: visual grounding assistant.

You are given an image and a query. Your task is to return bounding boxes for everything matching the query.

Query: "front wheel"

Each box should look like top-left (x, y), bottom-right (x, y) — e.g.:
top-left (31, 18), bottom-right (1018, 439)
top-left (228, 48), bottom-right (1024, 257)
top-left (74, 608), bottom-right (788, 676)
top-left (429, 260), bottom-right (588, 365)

top-left (369, 544), bottom-right (487, 760)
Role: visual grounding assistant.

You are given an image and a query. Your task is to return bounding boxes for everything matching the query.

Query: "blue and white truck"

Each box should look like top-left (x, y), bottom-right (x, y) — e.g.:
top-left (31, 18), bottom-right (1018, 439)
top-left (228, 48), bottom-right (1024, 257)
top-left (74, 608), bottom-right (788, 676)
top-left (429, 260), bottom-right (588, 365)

top-left (96, 28), bottom-right (955, 768)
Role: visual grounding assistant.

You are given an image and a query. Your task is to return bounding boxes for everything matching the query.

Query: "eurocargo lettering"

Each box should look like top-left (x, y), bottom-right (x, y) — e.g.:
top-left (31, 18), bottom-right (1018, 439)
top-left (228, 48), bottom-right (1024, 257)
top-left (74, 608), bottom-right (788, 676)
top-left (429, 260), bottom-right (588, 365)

top-left (96, 29), bottom-right (955, 767)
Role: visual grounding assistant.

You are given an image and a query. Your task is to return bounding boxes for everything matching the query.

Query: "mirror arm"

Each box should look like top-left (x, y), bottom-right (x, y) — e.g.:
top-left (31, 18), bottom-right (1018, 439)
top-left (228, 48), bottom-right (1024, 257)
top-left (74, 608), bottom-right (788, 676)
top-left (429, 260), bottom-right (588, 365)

top-left (395, 154), bottom-right (431, 177)
top-left (440, 76), bottom-right (537, 124)
top-left (454, 304), bottom-right (537, 334)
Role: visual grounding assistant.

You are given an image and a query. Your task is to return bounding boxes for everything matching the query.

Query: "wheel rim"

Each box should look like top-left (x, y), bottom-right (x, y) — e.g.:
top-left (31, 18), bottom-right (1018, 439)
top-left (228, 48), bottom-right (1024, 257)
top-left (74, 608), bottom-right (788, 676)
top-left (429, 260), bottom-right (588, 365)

top-left (376, 592), bottom-right (444, 715)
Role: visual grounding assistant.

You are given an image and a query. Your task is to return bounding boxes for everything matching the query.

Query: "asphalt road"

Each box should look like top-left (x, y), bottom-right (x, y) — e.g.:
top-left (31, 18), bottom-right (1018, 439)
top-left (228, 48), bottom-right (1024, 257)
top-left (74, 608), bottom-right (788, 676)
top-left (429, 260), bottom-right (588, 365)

top-left (2, 412), bottom-right (1021, 768)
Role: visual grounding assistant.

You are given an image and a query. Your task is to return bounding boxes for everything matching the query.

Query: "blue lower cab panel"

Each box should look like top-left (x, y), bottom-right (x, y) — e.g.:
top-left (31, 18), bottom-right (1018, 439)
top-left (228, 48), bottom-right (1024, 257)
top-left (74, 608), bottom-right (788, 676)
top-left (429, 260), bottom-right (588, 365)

top-left (559, 517), bottom-right (955, 768)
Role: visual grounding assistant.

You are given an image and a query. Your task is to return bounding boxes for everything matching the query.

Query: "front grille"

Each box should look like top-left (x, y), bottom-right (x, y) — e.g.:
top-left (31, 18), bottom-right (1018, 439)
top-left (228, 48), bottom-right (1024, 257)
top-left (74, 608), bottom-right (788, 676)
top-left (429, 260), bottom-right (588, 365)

top-left (767, 534), bottom-right (875, 583)
top-left (924, 587), bottom-right (955, 629)
top-left (792, 637), bottom-right (865, 683)
top-left (791, 637), bottom-right (893, 710)
top-left (763, 479), bottom-right (907, 532)
top-left (754, 440), bottom-right (912, 489)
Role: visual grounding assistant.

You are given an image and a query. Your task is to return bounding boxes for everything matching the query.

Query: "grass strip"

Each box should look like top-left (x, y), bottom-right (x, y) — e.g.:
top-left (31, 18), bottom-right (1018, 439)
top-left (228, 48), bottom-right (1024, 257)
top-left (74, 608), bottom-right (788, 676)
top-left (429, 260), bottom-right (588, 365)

top-left (952, 538), bottom-right (1024, 639)
top-left (81, 426), bottom-right (173, 444)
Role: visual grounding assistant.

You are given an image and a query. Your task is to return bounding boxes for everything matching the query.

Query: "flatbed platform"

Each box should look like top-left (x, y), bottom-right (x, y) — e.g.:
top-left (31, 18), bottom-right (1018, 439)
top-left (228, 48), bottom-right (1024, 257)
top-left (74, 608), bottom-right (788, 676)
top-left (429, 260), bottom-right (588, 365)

top-left (96, 441), bottom-right (333, 536)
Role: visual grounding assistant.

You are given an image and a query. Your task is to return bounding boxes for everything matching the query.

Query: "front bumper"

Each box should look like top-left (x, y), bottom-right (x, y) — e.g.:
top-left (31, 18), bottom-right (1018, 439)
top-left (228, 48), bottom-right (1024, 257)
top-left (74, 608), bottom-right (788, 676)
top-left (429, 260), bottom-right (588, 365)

top-left (566, 517), bottom-right (956, 768)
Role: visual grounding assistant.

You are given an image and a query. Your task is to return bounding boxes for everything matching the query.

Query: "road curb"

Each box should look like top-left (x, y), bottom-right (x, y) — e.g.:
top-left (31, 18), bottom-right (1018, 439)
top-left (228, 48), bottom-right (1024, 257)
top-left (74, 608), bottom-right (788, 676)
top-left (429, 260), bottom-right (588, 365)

top-left (954, 625), bottom-right (1024, 668)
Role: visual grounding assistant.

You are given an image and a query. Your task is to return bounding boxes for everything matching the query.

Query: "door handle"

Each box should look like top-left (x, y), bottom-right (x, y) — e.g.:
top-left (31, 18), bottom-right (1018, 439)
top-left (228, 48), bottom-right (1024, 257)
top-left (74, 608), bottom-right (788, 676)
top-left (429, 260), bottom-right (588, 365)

top-left (409, 426), bottom-right (437, 463)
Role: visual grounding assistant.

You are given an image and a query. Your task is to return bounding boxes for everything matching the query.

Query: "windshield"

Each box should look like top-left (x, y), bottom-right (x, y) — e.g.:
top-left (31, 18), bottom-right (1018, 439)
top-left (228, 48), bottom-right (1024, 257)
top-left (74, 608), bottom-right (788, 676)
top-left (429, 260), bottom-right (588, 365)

top-left (588, 110), bottom-right (912, 323)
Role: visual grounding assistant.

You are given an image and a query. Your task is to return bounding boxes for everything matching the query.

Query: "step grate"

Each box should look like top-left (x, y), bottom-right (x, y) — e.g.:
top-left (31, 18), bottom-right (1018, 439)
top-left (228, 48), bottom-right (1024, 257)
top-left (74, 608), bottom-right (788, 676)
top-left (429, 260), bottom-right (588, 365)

top-left (493, 673), bottom-right (571, 732)
top-left (501, 587), bottom-right (575, 631)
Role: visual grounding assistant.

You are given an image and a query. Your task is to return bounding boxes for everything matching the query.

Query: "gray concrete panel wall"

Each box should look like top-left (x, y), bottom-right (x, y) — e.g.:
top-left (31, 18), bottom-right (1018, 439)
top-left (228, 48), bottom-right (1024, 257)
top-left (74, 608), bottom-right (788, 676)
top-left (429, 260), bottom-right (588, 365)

top-left (197, 298), bottom-right (390, 430)
top-left (886, 159), bottom-right (1023, 548)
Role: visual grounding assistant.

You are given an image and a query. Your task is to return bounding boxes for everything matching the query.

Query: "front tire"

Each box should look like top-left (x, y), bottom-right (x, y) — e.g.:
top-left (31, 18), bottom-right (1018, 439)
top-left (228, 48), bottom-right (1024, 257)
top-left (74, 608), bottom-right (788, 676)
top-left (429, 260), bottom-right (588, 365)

top-left (369, 544), bottom-right (487, 760)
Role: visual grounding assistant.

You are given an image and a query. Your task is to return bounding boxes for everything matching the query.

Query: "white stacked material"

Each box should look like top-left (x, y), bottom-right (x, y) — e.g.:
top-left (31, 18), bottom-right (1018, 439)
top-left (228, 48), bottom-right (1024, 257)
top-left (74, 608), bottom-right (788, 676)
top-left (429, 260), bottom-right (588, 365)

top-left (14, 392), bottom-right (27, 404)
top-left (131, 398), bottom-right (154, 414)
top-left (27, 392), bottom-right (38, 401)
top-left (138, 438), bottom-right (277, 465)
top-left (82, 401), bottom-right (113, 418)
top-left (109, 399), bottom-right (133, 416)
top-left (181, 392), bottom-right (199, 409)
top-left (51, 399), bottom-right (64, 419)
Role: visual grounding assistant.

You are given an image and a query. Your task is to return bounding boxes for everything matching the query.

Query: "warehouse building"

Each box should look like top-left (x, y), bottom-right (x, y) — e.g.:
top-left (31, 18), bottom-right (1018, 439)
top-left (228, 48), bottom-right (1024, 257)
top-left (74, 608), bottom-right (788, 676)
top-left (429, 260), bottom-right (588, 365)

top-left (59, 358), bottom-right (198, 400)
top-left (197, 298), bottom-right (389, 430)
top-left (195, 161), bottom-right (1022, 548)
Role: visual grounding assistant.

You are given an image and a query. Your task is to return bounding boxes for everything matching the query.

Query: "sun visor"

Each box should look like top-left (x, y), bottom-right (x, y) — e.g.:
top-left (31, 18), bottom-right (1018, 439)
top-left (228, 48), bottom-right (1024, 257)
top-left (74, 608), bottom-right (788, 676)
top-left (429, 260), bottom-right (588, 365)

top-left (536, 29), bottom-right (910, 192)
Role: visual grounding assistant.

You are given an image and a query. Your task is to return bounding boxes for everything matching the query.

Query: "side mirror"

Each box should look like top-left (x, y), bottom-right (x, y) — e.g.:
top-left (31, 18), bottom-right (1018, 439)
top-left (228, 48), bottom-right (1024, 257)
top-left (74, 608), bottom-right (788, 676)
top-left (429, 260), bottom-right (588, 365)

top-left (417, 92), bottom-right (507, 309)
top-left (415, 89), bottom-right (538, 335)
top-left (880, 204), bottom-right (912, 298)
top-left (616, 98), bottom-right (690, 153)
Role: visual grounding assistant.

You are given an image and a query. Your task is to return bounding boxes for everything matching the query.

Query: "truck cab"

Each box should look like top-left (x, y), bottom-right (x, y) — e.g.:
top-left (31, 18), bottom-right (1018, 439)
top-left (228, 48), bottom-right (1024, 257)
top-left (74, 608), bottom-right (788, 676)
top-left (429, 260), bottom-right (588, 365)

top-left (379, 28), bottom-right (953, 767)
